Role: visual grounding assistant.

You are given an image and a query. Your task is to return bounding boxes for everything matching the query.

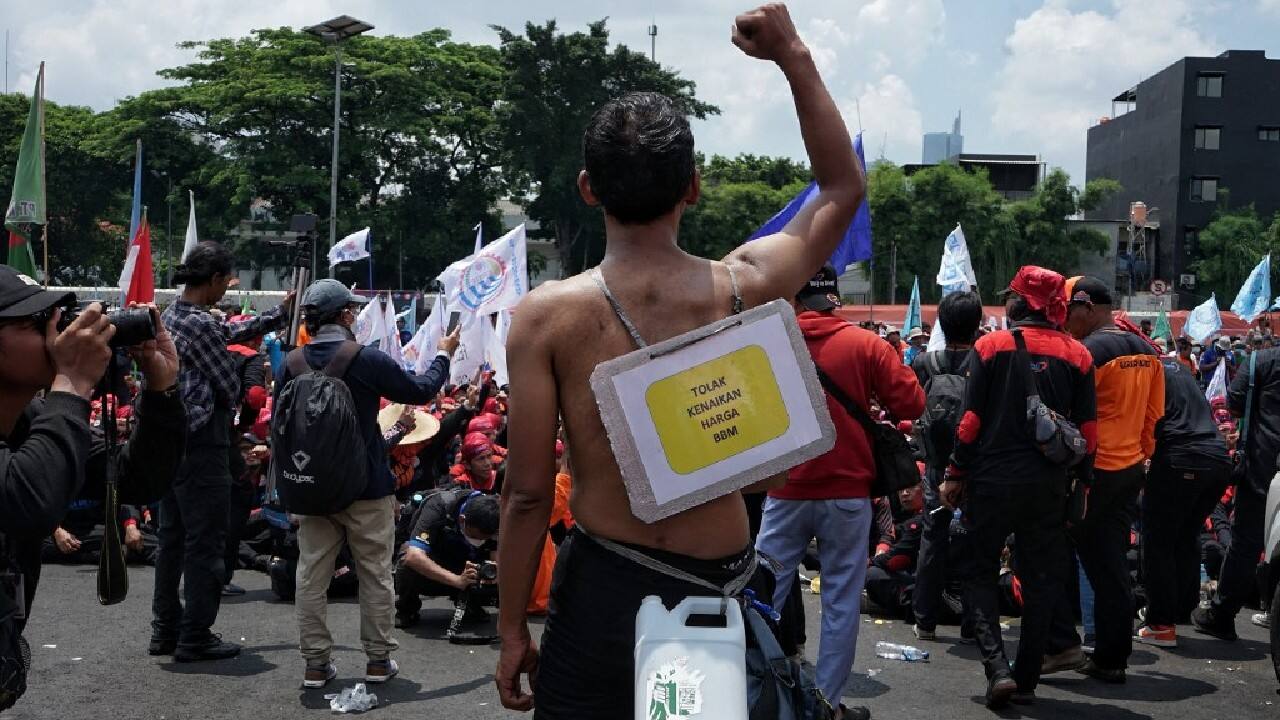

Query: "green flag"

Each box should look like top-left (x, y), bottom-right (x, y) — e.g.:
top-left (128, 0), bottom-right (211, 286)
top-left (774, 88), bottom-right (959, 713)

top-left (240, 295), bottom-right (252, 316)
top-left (1154, 307), bottom-right (1172, 341)
top-left (5, 62), bottom-right (45, 277)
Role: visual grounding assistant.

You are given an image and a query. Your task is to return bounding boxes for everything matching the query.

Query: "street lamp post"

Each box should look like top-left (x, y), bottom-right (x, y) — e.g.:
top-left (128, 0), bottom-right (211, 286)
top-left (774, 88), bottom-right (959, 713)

top-left (304, 15), bottom-right (374, 281)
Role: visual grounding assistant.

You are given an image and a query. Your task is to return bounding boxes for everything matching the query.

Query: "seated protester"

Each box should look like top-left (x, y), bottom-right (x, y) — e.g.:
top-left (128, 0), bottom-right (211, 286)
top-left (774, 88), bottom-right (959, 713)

top-left (869, 495), bottom-right (896, 559)
top-left (394, 489), bottom-right (500, 629)
top-left (393, 383), bottom-right (489, 499)
top-left (468, 413), bottom-right (507, 461)
top-left (864, 483), bottom-right (926, 619)
top-left (1201, 487), bottom-right (1234, 583)
top-left (44, 501), bottom-right (157, 566)
top-left (224, 432), bottom-right (269, 595)
top-left (449, 433), bottom-right (497, 492)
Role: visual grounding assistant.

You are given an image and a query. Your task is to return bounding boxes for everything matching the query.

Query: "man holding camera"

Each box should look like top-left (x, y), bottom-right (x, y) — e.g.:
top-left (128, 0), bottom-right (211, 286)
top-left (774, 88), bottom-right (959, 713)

top-left (394, 488), bottom-right (500, 630)
top-left (151, 242), bottom-right (291, 663)
top-left (0, 265), bottom-right (184, 707)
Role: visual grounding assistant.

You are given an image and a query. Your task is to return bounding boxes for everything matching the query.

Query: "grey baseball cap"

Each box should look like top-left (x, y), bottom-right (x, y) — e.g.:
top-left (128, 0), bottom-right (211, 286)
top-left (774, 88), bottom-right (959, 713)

top-left (302, 279), bottom-right (369, 314)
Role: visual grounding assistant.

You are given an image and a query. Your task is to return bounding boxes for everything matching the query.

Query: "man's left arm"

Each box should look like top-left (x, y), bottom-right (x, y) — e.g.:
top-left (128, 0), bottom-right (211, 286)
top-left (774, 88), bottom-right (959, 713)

top-left (1141, 358), bottom-right (1165, 460)
top-left (225, 304), bottom-right (288, 345)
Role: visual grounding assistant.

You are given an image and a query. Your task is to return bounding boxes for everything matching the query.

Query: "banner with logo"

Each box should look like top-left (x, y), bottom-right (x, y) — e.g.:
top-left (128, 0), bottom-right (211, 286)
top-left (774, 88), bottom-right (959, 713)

top-left (438, 224), bottom-right (528, 316)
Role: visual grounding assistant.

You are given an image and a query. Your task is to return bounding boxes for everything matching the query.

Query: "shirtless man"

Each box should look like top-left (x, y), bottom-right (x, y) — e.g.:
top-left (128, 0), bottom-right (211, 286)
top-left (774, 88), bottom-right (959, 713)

top-left (496, 4), bottom-right (864, 716)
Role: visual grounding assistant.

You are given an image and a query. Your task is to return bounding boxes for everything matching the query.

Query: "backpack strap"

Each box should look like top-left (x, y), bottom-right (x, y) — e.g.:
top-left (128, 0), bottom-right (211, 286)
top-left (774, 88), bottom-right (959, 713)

top-left (926, 350), bottom-right (945, 379)
top-left (323, 341), bottom-right (362, 378)
top-left (285, 348), bottom-right (311, 378)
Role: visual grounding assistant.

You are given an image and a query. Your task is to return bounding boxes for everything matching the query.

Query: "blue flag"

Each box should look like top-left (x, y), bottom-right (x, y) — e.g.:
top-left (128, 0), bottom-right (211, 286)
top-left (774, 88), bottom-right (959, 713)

top-left (1184, 293), bottom-right (1222, 343)
top-left (1230, 254), bottom-right (1271, 323)
top-left (128, 140), bottom-right (142, 251)
top-left (746, 133), bottom-right (872, 273)
top-left (904, 276), bottom-right (921, 333)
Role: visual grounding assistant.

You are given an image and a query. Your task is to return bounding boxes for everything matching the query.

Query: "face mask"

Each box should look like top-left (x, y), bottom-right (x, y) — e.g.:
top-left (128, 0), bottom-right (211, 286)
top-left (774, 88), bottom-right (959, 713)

top-left (465, 535), bottom-right (487, 548)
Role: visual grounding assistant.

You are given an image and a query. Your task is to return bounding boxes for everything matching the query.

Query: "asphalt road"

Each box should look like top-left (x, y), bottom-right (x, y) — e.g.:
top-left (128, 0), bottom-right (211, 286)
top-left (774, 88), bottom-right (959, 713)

top-left (12, 564), bottom-right (1279, 720)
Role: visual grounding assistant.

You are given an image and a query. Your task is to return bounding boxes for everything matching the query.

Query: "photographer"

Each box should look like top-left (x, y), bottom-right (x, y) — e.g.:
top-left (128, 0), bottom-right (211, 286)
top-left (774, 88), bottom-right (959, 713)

top-left (150, 241), bottom-right (291, 663)
top-left (394, 489), bottom-right (499, 630)
top-left (0, 265), bottom-right (183, 707)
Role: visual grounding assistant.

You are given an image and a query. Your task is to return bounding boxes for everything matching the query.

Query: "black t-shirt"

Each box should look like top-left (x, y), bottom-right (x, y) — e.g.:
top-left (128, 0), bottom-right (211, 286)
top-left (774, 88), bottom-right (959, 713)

top-left (405, 488), bottom-right (490, 573)
top-left (1155, 358), bottom-right (1229, 470)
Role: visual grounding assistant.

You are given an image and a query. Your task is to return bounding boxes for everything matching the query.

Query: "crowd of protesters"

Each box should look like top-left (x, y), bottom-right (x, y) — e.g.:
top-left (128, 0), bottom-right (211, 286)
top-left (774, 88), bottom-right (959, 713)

top-left (4, 4), bottom-right (1279, 719)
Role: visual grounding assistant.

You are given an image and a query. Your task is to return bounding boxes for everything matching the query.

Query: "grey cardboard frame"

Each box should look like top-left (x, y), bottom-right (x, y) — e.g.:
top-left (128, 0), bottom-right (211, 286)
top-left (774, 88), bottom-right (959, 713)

top-left (590, 299), bottom-right (836, 523)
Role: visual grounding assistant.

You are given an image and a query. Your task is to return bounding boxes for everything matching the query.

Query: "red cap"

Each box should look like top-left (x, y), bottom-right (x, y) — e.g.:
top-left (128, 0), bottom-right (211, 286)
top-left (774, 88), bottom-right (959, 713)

top-left (1004, 266), bottom-right (1067, 326)
top-left (468, 416), bottom-right (496, 434)
top-left (483, 398), bottom-right (501, 415)
top-left (461, 432), bottom-right (492, 461)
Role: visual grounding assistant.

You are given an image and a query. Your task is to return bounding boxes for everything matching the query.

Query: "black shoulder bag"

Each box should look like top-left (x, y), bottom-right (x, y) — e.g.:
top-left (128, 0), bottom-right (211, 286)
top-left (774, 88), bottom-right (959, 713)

top-left (813, 365), bottom-right (919, 498)
top-left (1011, 329), bottom-right (1087, 468)
top-left (0, 533), bottom-right (30, 712)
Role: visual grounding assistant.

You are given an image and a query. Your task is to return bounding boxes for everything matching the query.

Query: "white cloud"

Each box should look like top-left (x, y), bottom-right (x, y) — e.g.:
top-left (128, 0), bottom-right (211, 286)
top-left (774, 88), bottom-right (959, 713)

top-left (991, 0), bottom-right (1215, 179)
top-left (845, 74), bottom-right (924, 162)
top-left (7, 0), bottom-right (349, 109)
top-left (1261, 0), bottom-right (1280, 14)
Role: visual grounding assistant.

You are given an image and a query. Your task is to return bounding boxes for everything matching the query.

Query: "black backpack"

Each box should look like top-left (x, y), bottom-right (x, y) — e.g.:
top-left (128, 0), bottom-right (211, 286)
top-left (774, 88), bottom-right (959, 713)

top-left (914, 351), bottom-right (966, 468)
top-left (270, 341), bottom-right (369, 516)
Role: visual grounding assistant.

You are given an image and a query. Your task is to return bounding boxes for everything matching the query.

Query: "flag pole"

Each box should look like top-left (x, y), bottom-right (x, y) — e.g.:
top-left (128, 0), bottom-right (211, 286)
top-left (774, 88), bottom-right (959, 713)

top-left (41, 226), bottom-right (47, 286)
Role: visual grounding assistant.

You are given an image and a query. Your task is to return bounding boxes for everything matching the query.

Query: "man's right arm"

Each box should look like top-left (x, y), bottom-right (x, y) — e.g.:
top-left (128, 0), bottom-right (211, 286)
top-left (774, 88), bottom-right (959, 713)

top-left (724, 5), bottom-right (864, 304)
top-left (0, 395), bottom-right (91, 535)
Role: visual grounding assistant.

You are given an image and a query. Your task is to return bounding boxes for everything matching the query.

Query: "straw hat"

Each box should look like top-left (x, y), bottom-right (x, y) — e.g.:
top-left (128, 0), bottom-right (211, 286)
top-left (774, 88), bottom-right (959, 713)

top-left (377, 403), bottom-right (440, 445)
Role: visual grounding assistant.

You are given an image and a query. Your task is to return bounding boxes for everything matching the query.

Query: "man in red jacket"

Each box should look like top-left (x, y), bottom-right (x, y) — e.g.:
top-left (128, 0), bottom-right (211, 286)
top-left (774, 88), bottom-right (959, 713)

top-left (756, 266), bottom-right (924, 718)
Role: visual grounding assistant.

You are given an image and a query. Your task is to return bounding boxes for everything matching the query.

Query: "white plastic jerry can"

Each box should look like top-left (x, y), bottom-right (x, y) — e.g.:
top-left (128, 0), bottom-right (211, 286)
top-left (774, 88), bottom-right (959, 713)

top-left (634, 595), bottom-right (747, 720)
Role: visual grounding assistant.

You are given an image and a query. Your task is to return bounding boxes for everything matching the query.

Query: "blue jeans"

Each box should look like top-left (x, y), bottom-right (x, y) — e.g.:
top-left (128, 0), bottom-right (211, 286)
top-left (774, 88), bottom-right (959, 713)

top-left (756, 496), bottom-right (871, 705)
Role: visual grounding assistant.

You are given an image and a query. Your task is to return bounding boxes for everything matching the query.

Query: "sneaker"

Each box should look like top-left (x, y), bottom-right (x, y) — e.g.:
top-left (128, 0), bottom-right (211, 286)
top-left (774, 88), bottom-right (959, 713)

top-left (174, 635), bottom-right (242, 663)
top-left (838, 704), bottom-right (871, 720)
top-left (1134, 624), bottom-right (1177, 648)
top-left (1078, 658), bottom-right (1126, 684)
top-left (913, 624), bottom-right (936, 641)
top-left (1192, 606), bottom-right (1238, 642)
top-left (461, 602), bottom-right (490, 626)
top-left (221, 583), bottom-right (246, 596)
top-left (303, 661), bottom-right (337, 689)
top-left (1040, 646), bottom-right (1087, 675)
top-left (148, 635), bottom-right (177, 656)
top-left (1251, 612), bottom-right (1271, 629)
top-left (365, 658), bottom-right (399, 683)
top-left (985, 671), bottom-right (1017, 709)
top-left (1136, 606), bottom-right (1146, 624)
top-left (1081, 633), bottom-right (1096, 654)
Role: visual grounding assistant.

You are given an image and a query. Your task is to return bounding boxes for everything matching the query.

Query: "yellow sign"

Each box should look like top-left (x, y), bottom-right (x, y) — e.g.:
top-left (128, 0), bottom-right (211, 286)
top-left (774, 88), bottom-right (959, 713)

top-left (645, 345), bottom-right (790, 475)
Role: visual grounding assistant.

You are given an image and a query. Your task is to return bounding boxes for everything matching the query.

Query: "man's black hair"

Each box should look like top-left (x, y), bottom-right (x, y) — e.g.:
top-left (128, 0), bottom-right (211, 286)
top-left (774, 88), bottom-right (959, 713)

top-left (173, 241), bottom-right (234, 286)
top-left (461, 494), bottom-right (500, 536)
top-left (582, 92), bottom-right (695, 225)
top-left (1007, 296), bottom-right (1047, 323)
top-left (303, 307), bottom-right (347, 335)
top-left (938, 291), bottom-right (982, 344)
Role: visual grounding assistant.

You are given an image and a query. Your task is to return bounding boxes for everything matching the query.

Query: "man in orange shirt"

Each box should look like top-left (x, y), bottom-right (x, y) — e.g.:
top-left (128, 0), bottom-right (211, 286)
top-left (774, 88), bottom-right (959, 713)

top-left (1045, 276), bottom-right (1164, 683)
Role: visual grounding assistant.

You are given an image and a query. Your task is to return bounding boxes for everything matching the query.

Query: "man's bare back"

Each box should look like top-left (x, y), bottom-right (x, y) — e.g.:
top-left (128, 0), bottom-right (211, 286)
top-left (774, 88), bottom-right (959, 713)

top-left (496, 5), bottom-right (865, 711)
top-left (530, 255), bottom-right (752, 559)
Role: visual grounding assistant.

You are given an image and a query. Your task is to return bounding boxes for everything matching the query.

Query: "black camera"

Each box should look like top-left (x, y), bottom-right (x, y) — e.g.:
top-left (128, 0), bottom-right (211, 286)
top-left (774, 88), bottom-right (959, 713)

top-left (476, 560), bottom-right (498, 583)
top-left (56, 302), bottom-right (156, 348)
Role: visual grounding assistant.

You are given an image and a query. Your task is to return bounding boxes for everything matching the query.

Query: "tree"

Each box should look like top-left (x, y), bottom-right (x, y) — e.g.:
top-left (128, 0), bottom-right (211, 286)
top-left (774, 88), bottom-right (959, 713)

top-left (679, 153), bottom-right (809, 260)
top-left (494, 19), bottom-right (718, 276)
top-left (1193, 205), bottom-right (1280, 303)
top-left (135, 28), bottom-right (508, 289)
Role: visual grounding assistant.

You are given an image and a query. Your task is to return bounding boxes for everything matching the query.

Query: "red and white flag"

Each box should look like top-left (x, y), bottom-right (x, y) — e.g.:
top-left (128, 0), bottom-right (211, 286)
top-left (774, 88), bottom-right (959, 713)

top-left (118, 209), bottom-right (154, 305)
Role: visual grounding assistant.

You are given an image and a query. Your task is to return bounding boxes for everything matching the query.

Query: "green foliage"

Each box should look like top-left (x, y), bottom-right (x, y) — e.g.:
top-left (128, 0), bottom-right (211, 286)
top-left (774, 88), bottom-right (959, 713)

top-left (865, 164), bottom-right (1120, 304)
top-left (494, 19), bottom-right (718, 275)
top-left (1192, 205), bottom-right (1280, 303)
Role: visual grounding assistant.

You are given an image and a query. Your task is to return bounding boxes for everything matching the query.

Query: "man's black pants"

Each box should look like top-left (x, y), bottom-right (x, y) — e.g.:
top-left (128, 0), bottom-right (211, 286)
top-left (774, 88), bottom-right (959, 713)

top-left (1212, 467), bottom-right (1271, 619)
top-left (962, 480), bottom-right (1069, 692)
top-left (151, 410), bottom-right (231, 645)
top-left (1049, 464), bottom-right (1144, 671)
top-left (1141, 460), bottom-right (1230, 626)
top-left (914, 470), bottom-right (953, 631)
top-left (224, 476), bottom-right (256, 586)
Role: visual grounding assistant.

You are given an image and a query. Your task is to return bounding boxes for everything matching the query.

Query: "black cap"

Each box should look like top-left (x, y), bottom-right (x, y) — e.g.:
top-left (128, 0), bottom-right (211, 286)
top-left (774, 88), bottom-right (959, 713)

top-left (0, 265), bottom-right (73, 318)
top-left (1065, 275), bottom-right (1113, 306)
top-left (796, 265), bottom-right (841, 312)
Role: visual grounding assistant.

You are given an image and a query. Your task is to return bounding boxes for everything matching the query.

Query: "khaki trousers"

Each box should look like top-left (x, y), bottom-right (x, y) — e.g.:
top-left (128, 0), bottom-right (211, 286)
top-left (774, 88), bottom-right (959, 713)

top-left (296, 496), bottom-right (399, 663)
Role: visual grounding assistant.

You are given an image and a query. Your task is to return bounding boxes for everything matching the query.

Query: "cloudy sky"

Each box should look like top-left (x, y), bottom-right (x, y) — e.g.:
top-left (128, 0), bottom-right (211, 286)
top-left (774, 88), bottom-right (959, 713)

top-left (0, 0), bottom-right (1276, 183)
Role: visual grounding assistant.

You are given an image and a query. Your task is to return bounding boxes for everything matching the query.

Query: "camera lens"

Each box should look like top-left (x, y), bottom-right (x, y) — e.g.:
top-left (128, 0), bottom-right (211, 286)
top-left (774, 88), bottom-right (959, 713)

top-left (106, 308), bottom-right (156, 348)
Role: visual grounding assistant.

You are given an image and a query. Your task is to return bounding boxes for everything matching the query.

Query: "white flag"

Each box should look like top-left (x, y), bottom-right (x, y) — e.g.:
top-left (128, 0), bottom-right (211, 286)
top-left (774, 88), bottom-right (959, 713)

top-left (496, 309), bottom-right (513, 348)
top-left (438, 224), bottom-right (528, 316)
top-left (181, 190), bottom-right (199, 263)
top-left (407, 293), bottom-right (448, 375)
top-left (379, 293), bottom-right (404, 366)
top-left (449, 312), bottom-right (489, 386)
top-left (329, 227), bottom-right (371, 267)
top-left (473, 223), bottom-right (483, 255)
top-left (936, 224), bottom-right (977, 293)
top-left (1204, 358), bottom-right (1228, 403)
top-left (354, 295), bottom-right (384, 346)
top-left (485, 312), bottom-right (510, 387)
top-left (1184, 294), bottom-right (1222, 344)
